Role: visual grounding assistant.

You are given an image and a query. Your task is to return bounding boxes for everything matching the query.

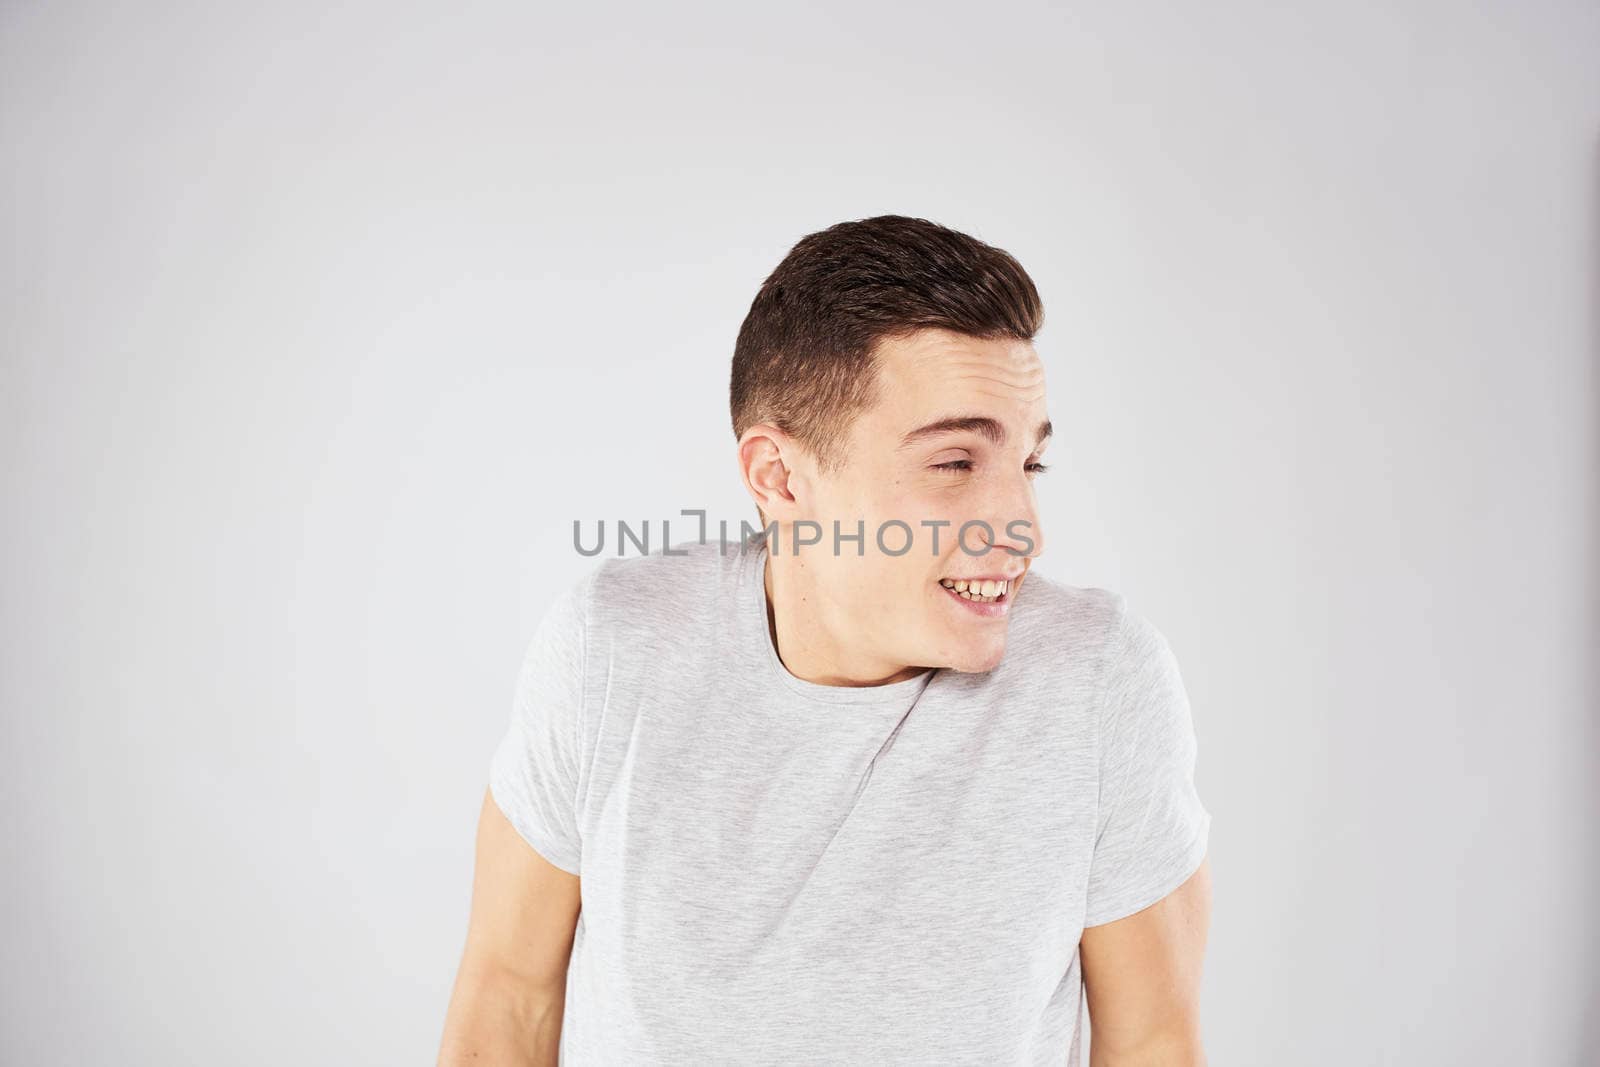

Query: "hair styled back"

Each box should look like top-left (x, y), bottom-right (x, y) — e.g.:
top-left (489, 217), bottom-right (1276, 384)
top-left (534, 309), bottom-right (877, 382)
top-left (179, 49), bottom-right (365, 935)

top-left (729, 215), bottom-right (1044, 477)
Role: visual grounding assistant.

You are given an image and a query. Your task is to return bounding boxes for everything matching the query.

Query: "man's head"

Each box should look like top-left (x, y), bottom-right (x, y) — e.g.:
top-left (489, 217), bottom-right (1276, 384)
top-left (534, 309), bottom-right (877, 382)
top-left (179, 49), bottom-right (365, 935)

top-left (731, 215), bottom-right (1050, 677)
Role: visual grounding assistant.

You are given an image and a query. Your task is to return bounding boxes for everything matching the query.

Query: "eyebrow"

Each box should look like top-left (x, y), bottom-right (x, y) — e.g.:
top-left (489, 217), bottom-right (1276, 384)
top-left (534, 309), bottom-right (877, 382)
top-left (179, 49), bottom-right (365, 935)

top-left (897, 414), bottom-right (1053, 451)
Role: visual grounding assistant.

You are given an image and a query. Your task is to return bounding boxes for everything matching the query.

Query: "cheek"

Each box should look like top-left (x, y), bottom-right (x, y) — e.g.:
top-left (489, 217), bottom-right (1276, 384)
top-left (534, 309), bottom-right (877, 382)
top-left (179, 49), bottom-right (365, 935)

top-left (856, 481), bottom-right (917, 523)
top-left (849, 551), bottom-right (932, 618)
top-left (876, 486), bottom-right (966, 544)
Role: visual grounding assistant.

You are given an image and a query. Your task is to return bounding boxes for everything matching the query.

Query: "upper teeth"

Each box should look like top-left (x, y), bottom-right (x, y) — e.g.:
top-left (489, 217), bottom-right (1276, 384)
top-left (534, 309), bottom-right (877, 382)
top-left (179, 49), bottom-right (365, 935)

top-left (941, 578), bottom-right (1007, 597)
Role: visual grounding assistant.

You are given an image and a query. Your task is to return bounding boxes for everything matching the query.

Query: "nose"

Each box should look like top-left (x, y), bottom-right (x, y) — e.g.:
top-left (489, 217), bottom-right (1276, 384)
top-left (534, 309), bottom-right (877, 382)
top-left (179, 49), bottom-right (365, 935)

top-left (972, 474), bottom-right (1044, 565)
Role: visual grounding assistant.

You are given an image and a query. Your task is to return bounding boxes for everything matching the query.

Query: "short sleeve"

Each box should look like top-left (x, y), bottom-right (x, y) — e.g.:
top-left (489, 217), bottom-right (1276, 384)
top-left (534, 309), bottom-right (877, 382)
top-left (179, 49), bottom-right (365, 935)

top-left (487, 571), bottom-right (593, 876)
top-left (1082, 598), bottom-right (1212, 927)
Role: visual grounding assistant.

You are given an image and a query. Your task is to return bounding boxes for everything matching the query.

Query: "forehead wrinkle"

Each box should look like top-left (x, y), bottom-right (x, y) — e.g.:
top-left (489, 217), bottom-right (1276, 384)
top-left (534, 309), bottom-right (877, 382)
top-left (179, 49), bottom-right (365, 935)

top-left (937, 365), bottom-right (1047, 393)
top-left (901, 340), bottom-right (1041, 367)
top-left (933, 353), bottom-right (1045, 375)
top-left (923, 360), bottom-right (1045, 384)
top-left (964, 383), bottom-right (1049, 404)
top-left (970, 377), bottom-right (1046, 395)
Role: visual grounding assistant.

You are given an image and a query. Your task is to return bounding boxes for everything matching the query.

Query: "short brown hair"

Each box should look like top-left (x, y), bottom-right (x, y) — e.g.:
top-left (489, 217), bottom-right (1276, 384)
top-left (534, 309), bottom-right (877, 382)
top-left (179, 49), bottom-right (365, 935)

top-left (729, 215), bottom-right (1044, 477)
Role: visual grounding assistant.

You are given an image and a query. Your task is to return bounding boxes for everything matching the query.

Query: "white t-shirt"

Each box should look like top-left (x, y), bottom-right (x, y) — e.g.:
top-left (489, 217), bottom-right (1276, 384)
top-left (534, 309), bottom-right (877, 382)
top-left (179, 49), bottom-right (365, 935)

top-left (489, 534), bottom-right (1212, 1065)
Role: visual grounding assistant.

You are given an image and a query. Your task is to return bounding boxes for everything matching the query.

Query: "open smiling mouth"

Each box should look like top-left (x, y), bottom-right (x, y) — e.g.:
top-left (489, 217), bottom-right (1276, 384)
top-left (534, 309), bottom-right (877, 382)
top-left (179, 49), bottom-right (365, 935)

top-left (938, 576), bottom-right (1012, 604)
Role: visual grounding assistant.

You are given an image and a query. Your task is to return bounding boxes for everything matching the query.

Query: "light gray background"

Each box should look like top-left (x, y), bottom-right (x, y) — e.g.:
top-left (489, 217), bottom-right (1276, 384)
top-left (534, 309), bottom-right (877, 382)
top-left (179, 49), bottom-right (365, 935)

top-left (4, 2), bottom-right (1596, 1064)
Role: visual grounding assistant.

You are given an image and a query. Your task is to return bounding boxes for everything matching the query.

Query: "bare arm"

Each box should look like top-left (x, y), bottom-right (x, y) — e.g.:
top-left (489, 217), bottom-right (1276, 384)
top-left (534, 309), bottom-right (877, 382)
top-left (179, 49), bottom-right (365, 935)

top-left (438, 788), bottom-right (583, 1066)
top-left (1080, 855), bottom-right (1213, 1067)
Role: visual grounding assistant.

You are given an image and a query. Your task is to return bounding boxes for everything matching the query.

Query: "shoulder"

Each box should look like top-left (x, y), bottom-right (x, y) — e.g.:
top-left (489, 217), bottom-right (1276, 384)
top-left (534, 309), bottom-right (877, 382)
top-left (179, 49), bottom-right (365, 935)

top-left (1098, 596), bottom-right (1185, 703)
top-left (1086, 595), bottom-right (1196, 756)
top-left (1010, 570), bottom-right (1178, 654)
top-left (579, 536), bottom-right (744, 641)
top-left (1004, 572), bottom-right (1184, 696)
top-left (1005, 568), bottom-right (1126, 662)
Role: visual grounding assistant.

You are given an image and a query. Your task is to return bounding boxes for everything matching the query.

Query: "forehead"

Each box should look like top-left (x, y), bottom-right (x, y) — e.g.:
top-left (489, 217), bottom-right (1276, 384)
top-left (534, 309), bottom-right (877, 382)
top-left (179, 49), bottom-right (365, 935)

top-left (868, 328), bottom-right (1047, 421)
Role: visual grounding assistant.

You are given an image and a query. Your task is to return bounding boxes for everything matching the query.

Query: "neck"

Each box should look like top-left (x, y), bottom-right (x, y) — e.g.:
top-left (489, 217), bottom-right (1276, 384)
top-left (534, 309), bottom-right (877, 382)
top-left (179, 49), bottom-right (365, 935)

top-left (762, 551), bottom-right (926, 688)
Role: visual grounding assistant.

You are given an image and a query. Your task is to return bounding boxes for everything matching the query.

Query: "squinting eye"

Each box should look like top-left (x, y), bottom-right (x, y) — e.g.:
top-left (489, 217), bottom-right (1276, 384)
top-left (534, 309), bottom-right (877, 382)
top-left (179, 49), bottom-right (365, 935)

top-left (933, 459), bottom-right (1050, 475)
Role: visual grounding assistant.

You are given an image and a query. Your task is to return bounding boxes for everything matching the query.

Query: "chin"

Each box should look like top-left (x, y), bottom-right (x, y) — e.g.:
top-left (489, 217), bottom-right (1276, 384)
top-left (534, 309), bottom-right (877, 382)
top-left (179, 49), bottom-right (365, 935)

top-left (939, 638), bottom-right (1009, 675)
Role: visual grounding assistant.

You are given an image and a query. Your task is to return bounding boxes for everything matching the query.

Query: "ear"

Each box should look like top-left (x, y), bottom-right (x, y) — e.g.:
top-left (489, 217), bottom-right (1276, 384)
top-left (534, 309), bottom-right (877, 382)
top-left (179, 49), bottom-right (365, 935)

top-left (737, 423), bottom-right (806, 522)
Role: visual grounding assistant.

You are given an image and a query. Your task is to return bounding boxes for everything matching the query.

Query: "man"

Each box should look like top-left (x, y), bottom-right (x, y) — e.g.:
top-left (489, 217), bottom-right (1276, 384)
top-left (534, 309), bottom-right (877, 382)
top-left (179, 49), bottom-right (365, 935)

top-left (439, 215), bottom-right (1214, 1065)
